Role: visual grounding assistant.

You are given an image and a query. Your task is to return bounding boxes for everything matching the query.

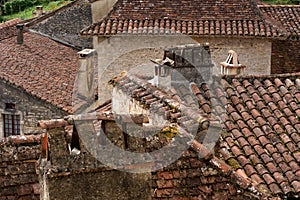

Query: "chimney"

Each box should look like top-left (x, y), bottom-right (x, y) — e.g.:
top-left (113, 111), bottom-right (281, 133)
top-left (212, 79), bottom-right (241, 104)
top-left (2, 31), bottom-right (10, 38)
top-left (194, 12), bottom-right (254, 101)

top-left (163, 44), bottom-right (214, 86)
top-left (77, 49), bottom-right (97, 103)
top-left (33, 6), bottom-right (44, 17)
top-left (150, 44), bottom-right (214, 91)
top-left (16, 24), bottom-right (24, 44)
top-left (220, 50), bottom-right (245, 75)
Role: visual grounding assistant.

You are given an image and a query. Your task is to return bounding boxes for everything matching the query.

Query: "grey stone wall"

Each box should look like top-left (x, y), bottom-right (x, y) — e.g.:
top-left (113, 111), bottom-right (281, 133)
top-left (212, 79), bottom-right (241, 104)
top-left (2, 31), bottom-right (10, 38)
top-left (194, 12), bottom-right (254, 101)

top-left (95, 36), bottom-right (272, 104)
top-left (0, 134), bottom-right (41, 199)
top-left (0, 78), bottom-right (66, 138)
top-left (31, 0), bottom-right (92, 49)
top-left (41, 127), bottom-right (152, 200)
top-left (194, 37), bottom-right (272, 75)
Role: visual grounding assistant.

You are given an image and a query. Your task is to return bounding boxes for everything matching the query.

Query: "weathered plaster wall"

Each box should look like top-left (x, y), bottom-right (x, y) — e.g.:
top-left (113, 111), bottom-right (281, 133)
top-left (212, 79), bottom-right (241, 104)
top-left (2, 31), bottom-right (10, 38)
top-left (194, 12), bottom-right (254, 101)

top-left (194, 37), bottom-right (272, 75)
top-left (95, 35), bottom-right (198, 104)
top-left (48, 171), bottom-right (151, 200)
top-left (271, 39), bottom-right (300, 74)
top-left (0, 135), bottom-right (41, 199)
top-left (91, 0), bottom-right (118, 23)
top-left (0, 78), bottom-right (66, 138)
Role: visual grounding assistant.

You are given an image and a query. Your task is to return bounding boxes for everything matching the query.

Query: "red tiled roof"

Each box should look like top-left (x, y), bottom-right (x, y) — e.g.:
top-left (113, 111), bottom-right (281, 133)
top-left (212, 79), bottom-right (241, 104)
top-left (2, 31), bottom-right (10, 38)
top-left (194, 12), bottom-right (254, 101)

top-left (190, 73), bottom-right (300, 197)
top-left (106, 71), bottom-right (300, 198)
top-left (36, 71), bottom-right (300, 198)
top-left (0, 18), bottom-right (23, 40)
top-left (0, 31), bottom-right (79, 113)
top-left (80, 0), bottom-right (285, 37)
top-left (0, 18), bottom-right (22, 29)
top-left (259, 5), bottom-right (300, 39)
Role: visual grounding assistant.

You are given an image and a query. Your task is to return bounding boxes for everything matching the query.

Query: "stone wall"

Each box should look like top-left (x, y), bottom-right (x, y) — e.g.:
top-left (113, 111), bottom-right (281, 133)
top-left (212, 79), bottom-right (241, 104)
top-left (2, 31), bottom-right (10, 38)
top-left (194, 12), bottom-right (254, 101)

top-left (31, 0), bottom-right (92, 49)
top-left (271, 39), bottom-right (300, 74)
top-left (194, 37), bottom-right (272, 75)
top-left (0, 78), bottom-right (67, 138)
top-left (40, 127), bottom-right (152, 200)
top-left (39, 120), bottom-right (256, 199)
top-left (95, 36), bottom-right (272, 104)
top-left (0, 134), bottom-right (41, 199)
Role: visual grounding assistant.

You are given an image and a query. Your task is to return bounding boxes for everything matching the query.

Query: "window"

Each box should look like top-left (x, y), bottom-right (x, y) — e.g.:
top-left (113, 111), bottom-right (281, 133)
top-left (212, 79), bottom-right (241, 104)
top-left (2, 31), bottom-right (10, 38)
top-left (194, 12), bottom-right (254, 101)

top-left (3, 114), bottom-right (20, 137)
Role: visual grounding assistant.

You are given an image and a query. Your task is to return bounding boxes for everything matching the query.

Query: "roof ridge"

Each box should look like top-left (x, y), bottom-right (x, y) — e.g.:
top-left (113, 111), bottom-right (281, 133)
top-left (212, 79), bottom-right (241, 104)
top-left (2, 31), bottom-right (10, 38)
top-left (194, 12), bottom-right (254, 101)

top-left (109, 71), bottom-right (210, 127)
top-left (220, 72), bottom-right (300, 80)
top-left (25, 0), bottom-right (80, 27)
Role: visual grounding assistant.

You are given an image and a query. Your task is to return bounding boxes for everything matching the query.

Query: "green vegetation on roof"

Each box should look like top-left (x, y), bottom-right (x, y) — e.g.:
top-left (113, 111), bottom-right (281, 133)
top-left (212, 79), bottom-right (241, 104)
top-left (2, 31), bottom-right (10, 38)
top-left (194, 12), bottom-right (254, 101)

top-left (0, 0), bottom-right (71, 22)
top-left (262, 0), bottom-right (299, 4)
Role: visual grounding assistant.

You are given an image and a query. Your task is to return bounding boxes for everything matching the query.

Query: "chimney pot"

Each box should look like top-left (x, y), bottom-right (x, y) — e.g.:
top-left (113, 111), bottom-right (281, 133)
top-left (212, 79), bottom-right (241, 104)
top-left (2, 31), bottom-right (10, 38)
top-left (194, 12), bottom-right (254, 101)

top-left (16, 24), bottom-right (24, 44)
top-left (34, 6), bottom-right (44, 17)
top-left (220, 50), bottom-right (245, 75)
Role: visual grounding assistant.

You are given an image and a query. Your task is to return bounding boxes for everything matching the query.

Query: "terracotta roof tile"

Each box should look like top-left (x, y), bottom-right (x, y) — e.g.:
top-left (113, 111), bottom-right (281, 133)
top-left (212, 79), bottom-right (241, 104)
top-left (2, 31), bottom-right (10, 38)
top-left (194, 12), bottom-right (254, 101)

top-left (0, 31), bottom-right (78, 113)
top-left (80, 0), bottom-right (285, 38)
top-left (206, 73), bottom-right (300, 197)
top-left (259, 5), bottom-right (300, 39)
top-left (0, 18), bottom-right (23, 40)
top-left (65, 64), bottom-right (300, 198)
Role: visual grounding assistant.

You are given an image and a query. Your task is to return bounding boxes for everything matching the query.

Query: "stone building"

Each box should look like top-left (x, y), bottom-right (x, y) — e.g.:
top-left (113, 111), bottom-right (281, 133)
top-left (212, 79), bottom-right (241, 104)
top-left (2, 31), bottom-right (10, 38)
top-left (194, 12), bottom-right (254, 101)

top-left (0, 19), bottom-right (79, 137)
top-left (0, 18), bottom-right (81, 199)
top-left (0, 1), bottom-right (299, 199)
top-left (80, 0), bottom-right (300, 78)
top-left (36, 45), bottom-right (300, 200)
top-left (0, 15), bottom-right (97, 198)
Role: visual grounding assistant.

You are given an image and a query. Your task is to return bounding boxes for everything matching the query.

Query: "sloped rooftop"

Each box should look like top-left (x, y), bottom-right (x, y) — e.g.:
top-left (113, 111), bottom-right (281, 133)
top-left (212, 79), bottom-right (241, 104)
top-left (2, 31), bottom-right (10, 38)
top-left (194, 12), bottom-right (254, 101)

top-left (0, 18), bottom-right (23, 40)
top-left (0, 28), bottom-right (79, 113)
top-left (259, 5), bottom-right (300, 39)
top-left (28, 0), bottom-right (92, 49)
top-left (106, 71), bottom-right (300, 198)
top-left (80, 0), bottom-right (285, 37)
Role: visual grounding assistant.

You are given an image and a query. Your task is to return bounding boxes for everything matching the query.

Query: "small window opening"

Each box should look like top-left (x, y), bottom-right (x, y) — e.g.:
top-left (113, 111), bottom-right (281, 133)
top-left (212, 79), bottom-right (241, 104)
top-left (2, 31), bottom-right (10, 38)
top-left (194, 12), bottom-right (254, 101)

top-left (3, 114), bottom-right (20, 137)
top-left (5, 103), bottom-right (16, 111)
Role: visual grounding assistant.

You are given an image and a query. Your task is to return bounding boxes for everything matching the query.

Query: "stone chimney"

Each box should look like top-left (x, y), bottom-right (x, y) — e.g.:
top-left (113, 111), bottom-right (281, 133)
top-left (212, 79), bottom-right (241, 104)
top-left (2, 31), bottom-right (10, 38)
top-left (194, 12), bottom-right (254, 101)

top-left (77, 49), bottom-right (97, 102)
top-left (220, 50), bottom-right (245, 75)
top-left (150, 44), bottom-right (213, 92)
top-left (33, 6), bottom-right (44, 17)
top-left (164, 44), bottom-right (214, 87)
top-left (16, 24), bottom-right (24, 44)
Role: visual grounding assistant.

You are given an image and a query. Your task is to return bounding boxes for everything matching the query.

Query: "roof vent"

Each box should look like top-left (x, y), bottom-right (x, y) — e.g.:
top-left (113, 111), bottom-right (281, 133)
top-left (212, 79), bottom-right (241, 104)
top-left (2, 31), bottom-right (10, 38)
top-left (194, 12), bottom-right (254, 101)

top-left (220, 50), bottom-right (245, 75)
